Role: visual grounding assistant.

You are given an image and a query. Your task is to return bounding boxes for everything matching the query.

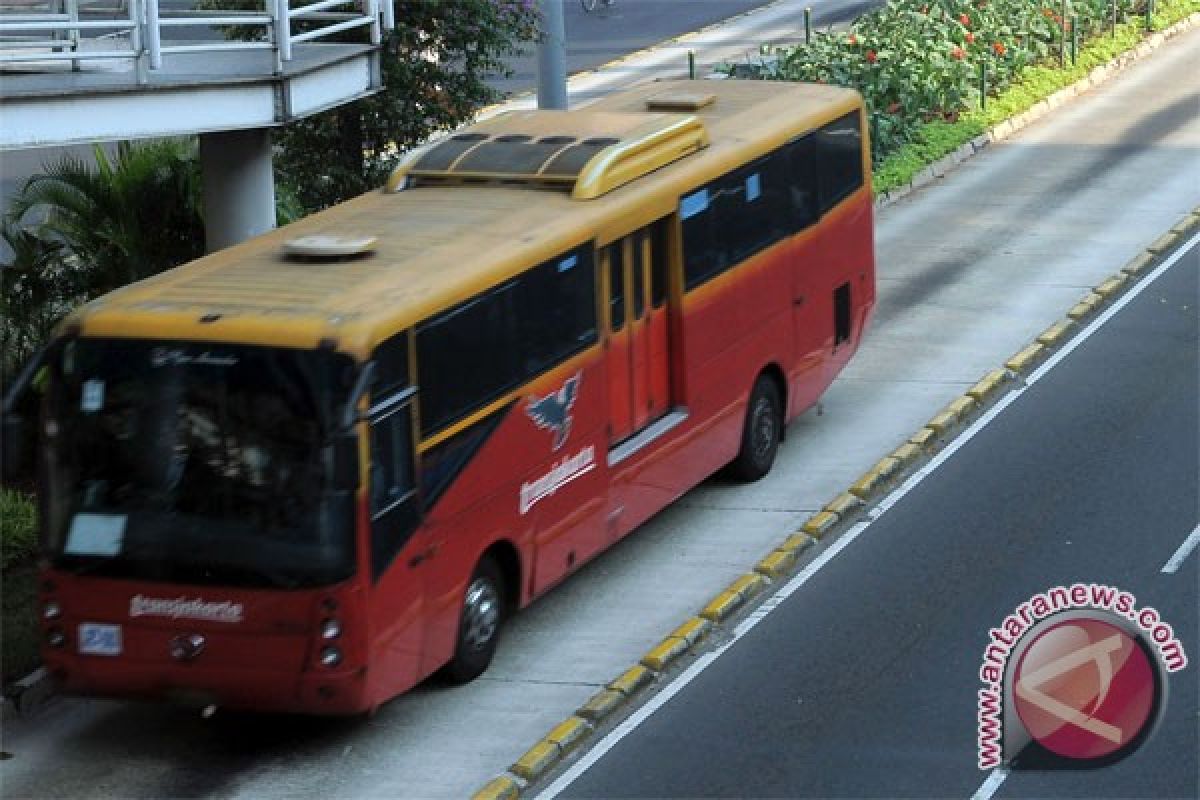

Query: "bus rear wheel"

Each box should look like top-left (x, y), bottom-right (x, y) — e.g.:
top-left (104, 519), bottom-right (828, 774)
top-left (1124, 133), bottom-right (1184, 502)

top-left (728, 375), bottom-right (782, 482)
top-left (444, 556), bottom-right (505, 684)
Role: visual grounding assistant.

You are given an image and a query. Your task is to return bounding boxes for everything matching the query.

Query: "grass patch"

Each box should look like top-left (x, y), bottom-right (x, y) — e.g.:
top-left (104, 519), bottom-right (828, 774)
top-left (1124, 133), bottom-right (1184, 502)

top-left (874, 0), bottom-right (1197, 195)
top-left (1, 488), bottom-right (40, 687)
top-left (2, 487), bottom-right (38, 571)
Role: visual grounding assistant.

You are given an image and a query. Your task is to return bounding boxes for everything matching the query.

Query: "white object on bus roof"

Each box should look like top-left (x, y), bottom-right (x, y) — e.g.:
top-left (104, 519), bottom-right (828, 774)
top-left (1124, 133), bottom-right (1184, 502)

top-left (283, 234), bottom-right (378, 258)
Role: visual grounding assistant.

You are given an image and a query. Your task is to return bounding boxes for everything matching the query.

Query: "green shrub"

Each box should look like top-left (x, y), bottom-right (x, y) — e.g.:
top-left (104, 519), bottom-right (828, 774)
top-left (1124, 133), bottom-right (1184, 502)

top-left (726, 0), bottom-right (1197, 172)
top-left (1, 488), bottom-right (38, 571)
top-left (865, 0), bottom-right (1197, 193)
top-left (2, 565), bottom-right (40, 686)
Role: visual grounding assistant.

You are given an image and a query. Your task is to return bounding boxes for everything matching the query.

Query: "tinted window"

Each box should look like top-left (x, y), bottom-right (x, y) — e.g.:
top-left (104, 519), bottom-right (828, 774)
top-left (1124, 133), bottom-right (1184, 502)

top-left (650, 221), bottom-right (668, 308)
top-left (680, 157), bottom-right (790, 289)
top-left (372, 332), bottom-right (409, 396)
top-left (608, 243), bottom-right (625, 331)
top-left (417, 284), bottom-right (518, 435)
top-left (368, 404), bottom-right (419, 580)
top-left (784, 134), bottom-right (818, 230)
top-left (817, 111), bottom-right (864, 212)
top-left (514, 249), bottom-right (597, 377)
top-left (681, 188), bottom-right (719, 289)
top-left (369, 407), bottom-right (414, 519)
top-left (42, 340), bottom-right (356, 589)
top-left (417, 245), bottom-right (596, 436)
top-left (632, 235), bottom-right (645, 319)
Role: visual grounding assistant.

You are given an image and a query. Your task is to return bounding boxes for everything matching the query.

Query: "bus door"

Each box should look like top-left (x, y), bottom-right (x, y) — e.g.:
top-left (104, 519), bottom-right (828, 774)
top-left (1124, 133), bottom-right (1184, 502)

top-left (603, 219), bottom-right (671, 445)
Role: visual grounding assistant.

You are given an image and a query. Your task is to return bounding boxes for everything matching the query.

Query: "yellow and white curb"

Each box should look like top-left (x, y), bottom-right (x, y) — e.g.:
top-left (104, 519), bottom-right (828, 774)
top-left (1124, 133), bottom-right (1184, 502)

top-left (470, 206), bottom-right (1199, 800)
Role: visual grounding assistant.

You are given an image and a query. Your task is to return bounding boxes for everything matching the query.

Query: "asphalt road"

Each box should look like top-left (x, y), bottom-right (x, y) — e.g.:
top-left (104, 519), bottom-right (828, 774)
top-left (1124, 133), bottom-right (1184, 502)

top-left (490, 0), bottom-right (882, 97)
top-left (546, 238), bottom-right (1200, 798)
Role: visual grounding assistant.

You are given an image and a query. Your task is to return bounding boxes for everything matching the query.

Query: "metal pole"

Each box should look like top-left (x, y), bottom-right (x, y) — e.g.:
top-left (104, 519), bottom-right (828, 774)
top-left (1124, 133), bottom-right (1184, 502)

top-left (979, 62), bottom-right (987, 110)
top-left (277, 0), bottom-right (292, 62)
top-left (1059, 0), bottom-right (1066, 68)
top-left (688, 50), bottom-right (695, 80)
top-left (536, 0), bottom-right (567, 110)
top-left (804, 7), bottom-right (811, 44)
top-left (145, 0), bottom-right (162, 70)
top-left (1145, 0), bottom-right (1153, 30)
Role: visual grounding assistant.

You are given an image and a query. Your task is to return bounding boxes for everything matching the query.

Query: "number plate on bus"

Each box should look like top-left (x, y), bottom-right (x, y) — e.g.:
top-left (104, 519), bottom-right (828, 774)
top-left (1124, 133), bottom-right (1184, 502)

top-left (78, 623), bottom-right (122, 656)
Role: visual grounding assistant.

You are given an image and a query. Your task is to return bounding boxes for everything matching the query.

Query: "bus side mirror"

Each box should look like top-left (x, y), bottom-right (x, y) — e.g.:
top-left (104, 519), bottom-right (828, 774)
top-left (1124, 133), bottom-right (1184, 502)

top-left (330, 431), bottom-right (360, 492)
top-left (2, 414), bottom-right (29, 482)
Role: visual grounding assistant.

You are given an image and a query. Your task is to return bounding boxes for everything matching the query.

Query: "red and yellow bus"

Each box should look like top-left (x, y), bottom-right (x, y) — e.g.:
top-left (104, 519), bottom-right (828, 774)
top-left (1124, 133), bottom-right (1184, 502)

top-left (14, 80), bottom-right (874, 714)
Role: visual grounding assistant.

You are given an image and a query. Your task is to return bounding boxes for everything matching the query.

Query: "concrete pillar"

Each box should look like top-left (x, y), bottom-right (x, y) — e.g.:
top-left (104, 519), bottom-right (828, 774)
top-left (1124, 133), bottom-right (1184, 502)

top-left (536, 0), bottom-right (568, 110)
top-left (199, 128), bottom-right (276, 253)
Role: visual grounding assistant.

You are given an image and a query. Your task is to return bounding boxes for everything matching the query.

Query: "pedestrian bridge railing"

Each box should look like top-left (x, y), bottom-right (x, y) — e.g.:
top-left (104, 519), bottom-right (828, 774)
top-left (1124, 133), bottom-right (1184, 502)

top-left (0, 0), bottom-right (394, 74)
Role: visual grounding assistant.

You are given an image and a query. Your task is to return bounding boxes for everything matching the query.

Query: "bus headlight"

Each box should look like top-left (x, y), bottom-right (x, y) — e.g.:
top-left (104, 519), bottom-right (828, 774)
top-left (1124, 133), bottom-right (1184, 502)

top-left (319, 646), bottom-right (342, 667)
top-left (43, 601), bottom-right (62, 620)
top-left (46, 628), bottom-right (66, 648)
top-left (320, 618), bottom-right (341, 640)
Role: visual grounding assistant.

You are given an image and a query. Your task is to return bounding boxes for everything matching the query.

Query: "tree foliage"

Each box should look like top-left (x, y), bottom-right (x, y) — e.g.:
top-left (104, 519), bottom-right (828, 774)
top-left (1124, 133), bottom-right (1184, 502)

top-left (271, 0), bottom-right (540, 210)
top-left (2, 140), bottom-right (205, 379)
top-left (8, 140), bottom-right (205, 296)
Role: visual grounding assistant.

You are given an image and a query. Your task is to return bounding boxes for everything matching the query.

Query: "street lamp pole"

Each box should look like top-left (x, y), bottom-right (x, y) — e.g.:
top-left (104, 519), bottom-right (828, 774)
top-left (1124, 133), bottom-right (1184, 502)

top-left (537, 0), bottom-right (568, 109)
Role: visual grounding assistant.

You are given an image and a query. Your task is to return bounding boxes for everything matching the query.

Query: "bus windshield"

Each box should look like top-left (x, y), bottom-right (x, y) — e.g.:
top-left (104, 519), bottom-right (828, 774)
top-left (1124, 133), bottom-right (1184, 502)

top-left (42, 338), bottom-right (359, 589)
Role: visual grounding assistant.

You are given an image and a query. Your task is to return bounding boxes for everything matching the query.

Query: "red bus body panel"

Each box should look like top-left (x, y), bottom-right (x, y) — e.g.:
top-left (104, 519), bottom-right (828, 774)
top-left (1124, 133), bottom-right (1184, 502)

top-left (38, 188), bottom-right (875, 716)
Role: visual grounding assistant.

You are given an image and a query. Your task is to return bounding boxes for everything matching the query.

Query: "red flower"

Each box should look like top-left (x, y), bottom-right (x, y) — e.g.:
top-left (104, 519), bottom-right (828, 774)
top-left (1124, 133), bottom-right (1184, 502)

top-left (950, 46), bottom-right (965, 60)
top-left (866, 50), bottom-right (878, 63)
top-left (966, 31), bottom-right (975, 43)
top-left (848, 34), bottom-right (858, 45)
top-left (959, 13), bottom-right (970, 25)
top-left (992, 41), bottom-right (1006, 55)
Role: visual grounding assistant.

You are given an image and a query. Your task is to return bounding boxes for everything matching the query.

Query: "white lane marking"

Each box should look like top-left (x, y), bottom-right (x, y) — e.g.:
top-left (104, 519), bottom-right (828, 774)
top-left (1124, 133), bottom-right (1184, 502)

top-left (1162, 524), bottom-right (1200, 574)
top-left (1024, 229), bottom-right (1200, 388)
top-left (970, 767), bottom-right (1010, 800)
top-left (534, 232), bottom-right (1200, 800)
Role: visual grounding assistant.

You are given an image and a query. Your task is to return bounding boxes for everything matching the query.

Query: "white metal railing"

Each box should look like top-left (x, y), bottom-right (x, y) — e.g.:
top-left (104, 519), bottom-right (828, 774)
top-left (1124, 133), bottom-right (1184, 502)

top-left (0, 0), bottom-right (393, 74)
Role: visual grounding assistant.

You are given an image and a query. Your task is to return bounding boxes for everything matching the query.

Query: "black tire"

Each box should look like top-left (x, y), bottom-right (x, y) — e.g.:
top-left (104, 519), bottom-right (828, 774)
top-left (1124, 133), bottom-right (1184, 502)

top-left (443, 557), bottom-right (505, 684)
top-left (728, 375), bottom-right (783, 482)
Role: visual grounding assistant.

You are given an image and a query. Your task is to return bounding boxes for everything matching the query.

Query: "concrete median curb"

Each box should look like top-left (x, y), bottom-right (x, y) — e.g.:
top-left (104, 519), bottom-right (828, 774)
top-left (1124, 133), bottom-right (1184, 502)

top-left (470, 205), bottom-right (1200, 800)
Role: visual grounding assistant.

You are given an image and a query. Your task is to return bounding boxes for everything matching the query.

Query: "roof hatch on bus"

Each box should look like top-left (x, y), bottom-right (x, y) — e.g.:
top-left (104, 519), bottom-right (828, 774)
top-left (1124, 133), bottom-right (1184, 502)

top-left (385, 110), bottom-right (709, 200)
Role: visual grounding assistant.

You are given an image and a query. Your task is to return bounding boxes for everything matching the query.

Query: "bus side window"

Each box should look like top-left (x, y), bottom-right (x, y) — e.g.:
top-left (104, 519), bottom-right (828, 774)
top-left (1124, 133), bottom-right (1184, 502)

top-left (650, 220), bottom-right (669, 308)
top-left (514, 248), bottom-right (597, 376)
top-left (785, 134), bottom-right (817, 230)
top-left (608, 243), bottom-right (625, 331)
top-left (369, 400), bottom-right (418, 578)
top-left (417, 286), bottom-right (519, 436)
top-left (632, 234), bottom-right (645, 320)
top-left (816, 110), bottom-right (864, 213)
top-left (371, 332), bottom-right (410, 396)
top-left (681, 189), bottom-right (718, 289)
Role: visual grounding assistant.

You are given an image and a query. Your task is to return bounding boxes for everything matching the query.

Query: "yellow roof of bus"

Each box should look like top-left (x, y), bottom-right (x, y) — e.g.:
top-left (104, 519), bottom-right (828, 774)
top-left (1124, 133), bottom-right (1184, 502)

top-left (75, 80), bottom-right (861, 359)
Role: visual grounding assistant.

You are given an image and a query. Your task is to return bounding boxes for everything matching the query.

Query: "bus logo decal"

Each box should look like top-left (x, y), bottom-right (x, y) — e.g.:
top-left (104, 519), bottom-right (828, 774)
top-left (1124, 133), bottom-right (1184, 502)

top-left (525, 372), bottom-right (581, 451)
top-left (519, 446), bottom-right (596, 515)
top-left (130, 594), bottom-right (244, 623)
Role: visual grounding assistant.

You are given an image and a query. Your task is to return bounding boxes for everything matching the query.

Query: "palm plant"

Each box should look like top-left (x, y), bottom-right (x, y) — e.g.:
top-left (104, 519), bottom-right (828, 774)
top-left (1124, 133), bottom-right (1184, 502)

top-left (0, 219), bottom-right (69, 381)
top-left (8, 139), bottom-right (205, 299)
